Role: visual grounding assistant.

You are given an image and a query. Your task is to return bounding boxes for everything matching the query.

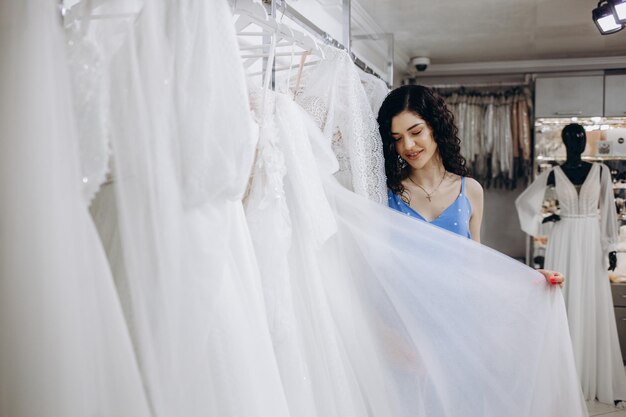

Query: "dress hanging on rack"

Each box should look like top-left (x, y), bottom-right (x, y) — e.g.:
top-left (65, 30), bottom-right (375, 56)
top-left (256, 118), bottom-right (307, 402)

top-left (516, 163), bottom-right (626, 404)
top-left (86, 0), bottom-right (292, 415)
top-left (359, 70), bottom-right (390, 115)
top-left (440, 88), bottom-right (531, 187)
top-left (295, 45), bottom-right (387, 204)
top-left (0, 2), bottom-right (151, 416)
top-left (246, 88), bottom-right (375, 417)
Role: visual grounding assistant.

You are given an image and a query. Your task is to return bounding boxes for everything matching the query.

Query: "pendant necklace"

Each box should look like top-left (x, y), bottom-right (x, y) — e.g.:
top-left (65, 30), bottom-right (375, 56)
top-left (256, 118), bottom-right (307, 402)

top-left (408, 170), bottom-right (446, 202)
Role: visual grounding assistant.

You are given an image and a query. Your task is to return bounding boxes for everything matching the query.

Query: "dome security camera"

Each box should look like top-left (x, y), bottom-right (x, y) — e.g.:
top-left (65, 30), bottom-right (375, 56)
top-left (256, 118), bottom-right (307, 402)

top-left (411, 57), bottom-right (430, 72)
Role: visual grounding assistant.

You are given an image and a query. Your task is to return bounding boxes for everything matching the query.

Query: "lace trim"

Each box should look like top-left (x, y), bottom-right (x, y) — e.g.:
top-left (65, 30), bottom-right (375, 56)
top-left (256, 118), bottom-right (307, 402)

top-left (295, 46), bottom-right (386, 204)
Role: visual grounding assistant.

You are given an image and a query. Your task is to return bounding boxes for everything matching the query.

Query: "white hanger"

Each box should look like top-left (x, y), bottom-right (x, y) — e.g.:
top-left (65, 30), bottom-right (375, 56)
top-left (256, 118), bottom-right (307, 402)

top-left (235, 0), bottom-right (326, 79)
top-left (234, 0), bottom-right (278, 70)
top-left (234, 0), bottom-right (275, 35)
top-left (63, 0), bottom-right (139, 27)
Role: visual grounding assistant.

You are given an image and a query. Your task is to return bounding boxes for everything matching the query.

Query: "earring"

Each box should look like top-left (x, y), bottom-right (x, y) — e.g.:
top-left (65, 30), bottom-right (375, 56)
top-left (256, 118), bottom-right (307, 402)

top-left (397, 154), bottom-right (406, 172)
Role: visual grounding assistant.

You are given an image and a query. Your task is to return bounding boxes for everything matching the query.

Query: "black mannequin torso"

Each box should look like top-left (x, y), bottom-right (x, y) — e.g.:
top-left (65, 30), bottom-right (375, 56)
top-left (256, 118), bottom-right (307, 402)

top-left (546, 161), bottom-right (593, 188)
top-left (541, 123), bottom-right (616, 271)
top-left (547, 123), bottom-right (592, 187)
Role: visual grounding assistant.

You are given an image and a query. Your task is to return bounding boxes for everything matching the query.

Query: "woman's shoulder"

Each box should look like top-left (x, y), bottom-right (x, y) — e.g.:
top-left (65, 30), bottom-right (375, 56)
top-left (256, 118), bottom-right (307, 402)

top-left (462, 177), bottom-right (483, 200)
top-left (446, 174), bottom-right (482, 194)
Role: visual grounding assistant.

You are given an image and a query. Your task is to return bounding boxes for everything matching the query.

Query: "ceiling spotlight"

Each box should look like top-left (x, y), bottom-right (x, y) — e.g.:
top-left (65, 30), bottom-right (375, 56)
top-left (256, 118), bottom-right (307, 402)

top-left (609, 0), bottom-right (626, 24)
top-left (593, 0), bottom-right (624, 34)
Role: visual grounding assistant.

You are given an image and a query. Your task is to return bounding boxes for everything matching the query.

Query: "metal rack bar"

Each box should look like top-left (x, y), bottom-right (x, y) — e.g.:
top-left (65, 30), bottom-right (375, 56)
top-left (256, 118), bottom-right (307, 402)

top-left (353, 33), bottom-right (394, 86)
top-left (274, 0), bottom-right (392, 87)
top-left (343, 0), bottom-right (351, 53)
top-left (262, 0), bottom-right (277, 89)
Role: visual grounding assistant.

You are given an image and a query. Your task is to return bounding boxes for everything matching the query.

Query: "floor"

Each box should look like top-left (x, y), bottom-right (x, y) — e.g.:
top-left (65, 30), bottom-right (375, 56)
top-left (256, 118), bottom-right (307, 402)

top-left (587, 401), bottom-right (626, 416)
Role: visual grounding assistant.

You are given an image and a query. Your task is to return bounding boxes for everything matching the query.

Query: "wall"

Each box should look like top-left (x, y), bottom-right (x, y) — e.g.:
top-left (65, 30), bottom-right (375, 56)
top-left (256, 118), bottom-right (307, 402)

top-left (288, 1), bottom-right (343, 41)
top-left (482, 187), bottom-right (527, 261)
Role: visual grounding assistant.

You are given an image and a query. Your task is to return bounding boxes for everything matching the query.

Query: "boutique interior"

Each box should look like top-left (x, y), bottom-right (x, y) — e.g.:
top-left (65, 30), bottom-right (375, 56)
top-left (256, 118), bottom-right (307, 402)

top-left (284, 3), bottom-right (626, 415)
top-left (3, 0), bottom-right (626, 416)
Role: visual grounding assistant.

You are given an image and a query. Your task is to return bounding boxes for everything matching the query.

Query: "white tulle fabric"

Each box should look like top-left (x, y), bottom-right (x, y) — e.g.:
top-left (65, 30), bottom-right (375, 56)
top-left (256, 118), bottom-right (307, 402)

top-left (516, 164), bottom-right (626, 404)
top-left (86, 1), bottom-right (291, 416)
top-left (247, 90), bottom-right (367, 417)
top-left (167, 1), bottom-right (258, 207)
top-left (246, 87), bottom-right (587, 416)
top-left (5, 2), bottom-right (588, 416)
top-left (0, 2), bottom-right (151, 416)
top-left (296, 45), bottom-right (387, 204)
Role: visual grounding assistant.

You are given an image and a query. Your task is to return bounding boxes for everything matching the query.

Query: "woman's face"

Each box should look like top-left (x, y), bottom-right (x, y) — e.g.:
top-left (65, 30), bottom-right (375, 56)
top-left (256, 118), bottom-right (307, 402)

top-left (390, 110), bottom-right (439, 171)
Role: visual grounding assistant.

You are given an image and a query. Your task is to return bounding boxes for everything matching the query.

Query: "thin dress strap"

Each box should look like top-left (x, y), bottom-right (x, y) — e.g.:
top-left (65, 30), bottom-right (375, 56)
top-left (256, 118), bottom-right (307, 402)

top-left (461, 176), bottom-right (466, 194)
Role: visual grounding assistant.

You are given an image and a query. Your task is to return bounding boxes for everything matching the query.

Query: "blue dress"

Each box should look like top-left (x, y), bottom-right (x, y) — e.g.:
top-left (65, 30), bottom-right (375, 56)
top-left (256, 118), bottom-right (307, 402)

top-left (387, 177), bottom-right (472, 238)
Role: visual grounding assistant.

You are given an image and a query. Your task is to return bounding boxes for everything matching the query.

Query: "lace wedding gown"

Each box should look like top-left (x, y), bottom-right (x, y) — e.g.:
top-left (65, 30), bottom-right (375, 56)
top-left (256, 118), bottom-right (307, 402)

top-left (516, 163), bottom-right (626, 404)
top-left (0, 2), bottom-right (151, 416)
top-left (296, 45), bottom-right (387, 204)
top-left (359, 70), bottom-right (389, 115)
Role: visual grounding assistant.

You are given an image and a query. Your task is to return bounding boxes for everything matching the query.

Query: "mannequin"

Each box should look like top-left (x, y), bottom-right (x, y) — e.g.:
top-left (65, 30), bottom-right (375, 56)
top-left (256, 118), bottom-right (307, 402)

top-left (516, 122), bottom-right (626, 405)
top-left (542, 124), bottom-right (617, 271)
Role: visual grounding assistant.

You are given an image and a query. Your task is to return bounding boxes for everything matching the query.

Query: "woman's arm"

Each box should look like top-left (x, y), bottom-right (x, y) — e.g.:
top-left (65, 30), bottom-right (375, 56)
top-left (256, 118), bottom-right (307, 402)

top-left (465, 178), bottom-right (484, 243)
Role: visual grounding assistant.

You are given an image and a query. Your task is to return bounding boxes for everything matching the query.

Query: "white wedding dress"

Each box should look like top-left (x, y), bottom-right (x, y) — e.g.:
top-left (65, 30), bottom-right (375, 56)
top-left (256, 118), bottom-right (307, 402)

top-left (516, 163), bottom-right (626, 404)
top-left (84, 1), bottom-right (291, 416)
top-left (247, 89), bottom-right (381, 417)
top-left (3, 2), bottom-right (589, 416)
top-left (244, 82), bottom-right (587, 415)
top-left (0, 2), bottom-right (151, 416)
top-left (359, 70), bottom-right (389, 115)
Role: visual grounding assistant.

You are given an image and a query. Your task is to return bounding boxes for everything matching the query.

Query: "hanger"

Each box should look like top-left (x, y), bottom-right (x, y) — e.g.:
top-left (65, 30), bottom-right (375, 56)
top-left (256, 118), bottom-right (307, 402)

top-left (235, 0), bottom-right (327, 82)
top-left (234, 0), bottom-right (275, 34)
top-left (63, 0), bottom-right (139, 28)
top-left (234, 0), bottom-right (277, 70)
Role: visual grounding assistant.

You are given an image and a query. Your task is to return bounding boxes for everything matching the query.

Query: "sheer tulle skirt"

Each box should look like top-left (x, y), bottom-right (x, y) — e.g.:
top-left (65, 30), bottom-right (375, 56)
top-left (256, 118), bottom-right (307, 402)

top-left (0, 2), bottom-right (150, 415)
top-left (246, 94), bottom-right (588, 417)
top-left (546, 218), bottom-right (626, 403)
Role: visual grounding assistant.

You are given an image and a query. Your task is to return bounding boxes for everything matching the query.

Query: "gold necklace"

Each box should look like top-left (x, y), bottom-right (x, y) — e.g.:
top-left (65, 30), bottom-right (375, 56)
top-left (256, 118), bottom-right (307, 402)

top-left (408, 171), bottom-right (446, 202)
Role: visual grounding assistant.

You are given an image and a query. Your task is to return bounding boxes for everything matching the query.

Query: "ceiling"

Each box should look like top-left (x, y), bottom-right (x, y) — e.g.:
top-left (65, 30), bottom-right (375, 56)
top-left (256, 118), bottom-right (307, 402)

top-left (356, 0), bottom-right (626, 67)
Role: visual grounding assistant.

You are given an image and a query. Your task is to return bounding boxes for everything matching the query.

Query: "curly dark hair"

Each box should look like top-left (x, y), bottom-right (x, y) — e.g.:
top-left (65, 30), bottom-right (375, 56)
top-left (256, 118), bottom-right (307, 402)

top-left (377, 85), bottom-right (469, 198)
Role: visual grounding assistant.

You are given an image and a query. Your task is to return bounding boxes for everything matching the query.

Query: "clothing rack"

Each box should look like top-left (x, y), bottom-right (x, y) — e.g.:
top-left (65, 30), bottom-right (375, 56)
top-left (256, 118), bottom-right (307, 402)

top-left (272, 0), bottom-right (393, 87)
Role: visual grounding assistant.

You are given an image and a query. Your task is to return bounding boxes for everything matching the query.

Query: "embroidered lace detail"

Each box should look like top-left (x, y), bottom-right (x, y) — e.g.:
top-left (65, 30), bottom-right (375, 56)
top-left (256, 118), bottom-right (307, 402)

top-left (295, 45), bottom-right (387, 204)
top-left (359, 70), bottom-right (389, 115)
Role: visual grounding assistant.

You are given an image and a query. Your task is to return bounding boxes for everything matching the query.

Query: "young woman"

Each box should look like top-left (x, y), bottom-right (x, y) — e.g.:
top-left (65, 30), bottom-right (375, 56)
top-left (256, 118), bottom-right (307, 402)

top-left (378, 85), bottom-right (564, 286)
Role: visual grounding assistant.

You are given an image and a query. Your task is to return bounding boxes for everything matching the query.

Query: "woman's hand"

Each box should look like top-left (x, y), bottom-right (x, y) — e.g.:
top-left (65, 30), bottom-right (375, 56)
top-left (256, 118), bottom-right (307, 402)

top-left (537, 269), bottom-right (565, 288)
